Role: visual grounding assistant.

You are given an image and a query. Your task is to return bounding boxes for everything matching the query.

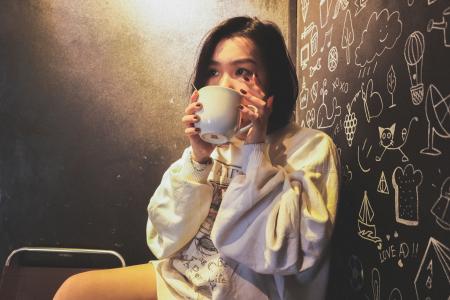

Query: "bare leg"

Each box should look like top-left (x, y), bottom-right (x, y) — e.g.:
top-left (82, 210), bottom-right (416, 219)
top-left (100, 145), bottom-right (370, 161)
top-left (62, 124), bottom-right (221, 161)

top-left (53, 263), bottom-right (157, 300)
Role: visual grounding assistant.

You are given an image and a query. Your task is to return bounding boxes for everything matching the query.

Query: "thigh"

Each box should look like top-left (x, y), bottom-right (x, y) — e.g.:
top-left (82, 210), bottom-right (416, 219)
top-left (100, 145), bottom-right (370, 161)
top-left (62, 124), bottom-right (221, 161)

top-left (53, 263), bottom-right (157, 300)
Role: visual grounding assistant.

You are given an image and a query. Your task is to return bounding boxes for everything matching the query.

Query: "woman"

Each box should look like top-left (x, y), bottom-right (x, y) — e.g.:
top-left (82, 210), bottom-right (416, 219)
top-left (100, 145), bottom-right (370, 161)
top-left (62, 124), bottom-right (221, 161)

top-left (54, 16), bottom-right (339, 300)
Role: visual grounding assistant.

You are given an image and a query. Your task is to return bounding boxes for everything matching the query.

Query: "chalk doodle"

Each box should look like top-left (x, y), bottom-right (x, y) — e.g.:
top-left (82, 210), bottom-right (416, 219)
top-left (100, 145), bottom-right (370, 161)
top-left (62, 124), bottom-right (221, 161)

top-left (355, 9), bottom-right (403, 67)
top-left (375, 117), bottom-right (418, 162)
top-left (414, 237), bottom-right (450, 300)
top-left (392, 164), bottom-right (423, 226)
top-left (328, 46), bottom-right (339, 72)
top-left (311, 80), bottom-right (319, 103)
top-left (321, 25), bottom-right (333, 52)
top-left (344, 93), bottom-right (358, 147)
top-left (404, 31), bottom-right (425, 105)
top-left (319, 78), bottom-right (328, 103)
top-left (427, 6), bottom-right (450, 47)
top-left (348, 255), bottom-right (364, 291)
top-left (320, 0), bottom-right (331, 28)
top-left (300, 44), bottom-right (309, 70)
top-left (377, 171), bottom-right (389, 194)
top-left (317, 96), bottom-right (341, 129)
top-left (332, 77), bottom-right (348, 94)
top-left (386, 65), bottom-right (397, 108)
top-left (309, 58), bottom-right (322, 77)
top-left (342, 10), bottom-right (354, 65)
top-left (362, 79), bottom-right (384, 123)
top-left (301, 0), bottom-right (309, 22)
top-left (407, 0), bottom-right (414, 7)
top-left (388, 288), bottom-right (402, 300)
top-left (358, 191), bottom-right (382, 248)
top-left (354, 0), bottom-right (368, 16)
top-left (420, 84), bottom-right (450, 156)
top-left (357, 139), bottom-right (372, 173)
top-left (371, 268), bottom-right (381, 300)
top-left (333, 119), bottom-right (343, 137)
top-left (378, 229), bottom-right (419, 268)
top-left (302, 22), bottom-right (319, 58)
top-left (333, 0), bottom-right (349, 20)
top-left (299, 78), bottom-right (309, 109)
top-left (428, 0), bottom-right (438, 4)
top-left (306, 108), bottom-right (315, 128)
top-left (344, 164), bottom-right (353, 182)
top-left (431, 177), bottom-right (450, 231)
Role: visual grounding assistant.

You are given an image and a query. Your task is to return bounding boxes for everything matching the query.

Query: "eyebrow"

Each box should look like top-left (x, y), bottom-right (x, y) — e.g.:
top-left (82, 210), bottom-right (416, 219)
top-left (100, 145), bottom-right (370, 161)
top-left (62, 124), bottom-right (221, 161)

top-left (209, 58), bottom-right (257, 66)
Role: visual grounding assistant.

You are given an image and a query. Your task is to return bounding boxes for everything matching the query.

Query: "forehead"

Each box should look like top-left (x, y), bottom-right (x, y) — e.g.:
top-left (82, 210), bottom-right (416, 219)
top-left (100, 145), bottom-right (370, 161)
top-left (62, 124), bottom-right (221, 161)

top-left (211, 37), bottom-right (260, 62)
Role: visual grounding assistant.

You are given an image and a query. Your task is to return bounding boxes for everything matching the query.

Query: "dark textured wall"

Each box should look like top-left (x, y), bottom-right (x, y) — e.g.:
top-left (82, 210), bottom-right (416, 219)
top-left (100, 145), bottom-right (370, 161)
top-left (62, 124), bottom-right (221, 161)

top-left (0, 0), bottom-right (289, 267)
top-left (294, 0), bottom-right (449, 299)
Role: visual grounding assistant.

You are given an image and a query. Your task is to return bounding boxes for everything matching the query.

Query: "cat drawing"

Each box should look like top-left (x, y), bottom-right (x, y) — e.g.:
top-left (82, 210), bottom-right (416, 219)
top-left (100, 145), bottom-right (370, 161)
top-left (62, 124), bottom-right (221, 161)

top-left (375, 117), bottom-right (418, 162)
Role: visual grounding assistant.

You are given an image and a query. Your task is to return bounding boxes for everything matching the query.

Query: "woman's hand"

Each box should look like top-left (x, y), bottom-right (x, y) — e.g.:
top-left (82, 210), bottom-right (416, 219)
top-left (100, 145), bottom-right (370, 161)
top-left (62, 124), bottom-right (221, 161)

top-left (239, 74), bottom-right (274, 144)
top-left (182, 91), bottom-right (215, 163)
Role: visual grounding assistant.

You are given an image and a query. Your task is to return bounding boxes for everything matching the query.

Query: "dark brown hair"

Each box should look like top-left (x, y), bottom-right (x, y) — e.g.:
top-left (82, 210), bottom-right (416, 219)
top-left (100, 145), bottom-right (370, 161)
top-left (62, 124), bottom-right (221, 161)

top-left (190, 16), bottom-right (298, 134)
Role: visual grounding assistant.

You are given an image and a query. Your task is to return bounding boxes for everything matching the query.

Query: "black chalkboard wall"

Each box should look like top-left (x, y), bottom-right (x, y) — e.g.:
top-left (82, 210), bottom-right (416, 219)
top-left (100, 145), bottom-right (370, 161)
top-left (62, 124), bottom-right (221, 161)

top-left (295, 0), bottom-right (449, 299)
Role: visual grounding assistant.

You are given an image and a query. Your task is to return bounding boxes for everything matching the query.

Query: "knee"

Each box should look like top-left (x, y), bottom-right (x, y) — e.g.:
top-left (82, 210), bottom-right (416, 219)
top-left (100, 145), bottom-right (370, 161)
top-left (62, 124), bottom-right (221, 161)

top-left (53, 272), bottom-right (86, 300)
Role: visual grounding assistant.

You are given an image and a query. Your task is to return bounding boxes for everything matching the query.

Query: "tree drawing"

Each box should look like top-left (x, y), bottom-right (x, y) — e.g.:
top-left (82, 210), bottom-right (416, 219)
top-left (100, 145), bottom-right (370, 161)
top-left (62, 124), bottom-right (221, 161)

top-left (342, 10), bottom-right (354, 65)
top-left (387, 65), bottom-right (397, 108)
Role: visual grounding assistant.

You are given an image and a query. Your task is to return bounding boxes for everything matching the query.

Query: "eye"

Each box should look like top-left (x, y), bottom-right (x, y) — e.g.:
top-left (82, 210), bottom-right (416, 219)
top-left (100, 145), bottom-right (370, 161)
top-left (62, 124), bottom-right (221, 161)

top-left (382, 133), bottom-right (386, 138)
top-left (236, 67), bottom-right (253, 77)
top-left (387, 133), bottom-right (392, 138)
top-left (207, 69), bottom-right (219, 77)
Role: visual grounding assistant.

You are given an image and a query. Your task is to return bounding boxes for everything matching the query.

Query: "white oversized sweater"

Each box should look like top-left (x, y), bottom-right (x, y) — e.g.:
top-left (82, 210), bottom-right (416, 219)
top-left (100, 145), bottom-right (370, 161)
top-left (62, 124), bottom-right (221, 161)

top-left (146, 123), bottom-right (340, 299)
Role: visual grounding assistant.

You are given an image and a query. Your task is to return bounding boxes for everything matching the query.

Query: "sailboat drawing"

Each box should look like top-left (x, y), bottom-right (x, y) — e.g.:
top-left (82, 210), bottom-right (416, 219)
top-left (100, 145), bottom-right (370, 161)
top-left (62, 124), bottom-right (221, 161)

top-left (358, 191), bottom-right (382, 246)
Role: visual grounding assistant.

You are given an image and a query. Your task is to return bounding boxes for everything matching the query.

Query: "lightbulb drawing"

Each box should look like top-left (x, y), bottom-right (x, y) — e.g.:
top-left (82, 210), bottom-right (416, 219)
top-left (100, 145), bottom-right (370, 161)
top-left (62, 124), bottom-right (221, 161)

top-left (404, 31), bottom-right (425, 105)
top-left (427, 7), bottom-right (450, 48)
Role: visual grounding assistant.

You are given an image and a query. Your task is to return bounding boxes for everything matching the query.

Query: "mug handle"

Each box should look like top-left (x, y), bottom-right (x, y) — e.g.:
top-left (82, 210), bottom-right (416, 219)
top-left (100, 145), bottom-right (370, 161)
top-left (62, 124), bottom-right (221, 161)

top-left (236, 105), bottom-right (257, 135)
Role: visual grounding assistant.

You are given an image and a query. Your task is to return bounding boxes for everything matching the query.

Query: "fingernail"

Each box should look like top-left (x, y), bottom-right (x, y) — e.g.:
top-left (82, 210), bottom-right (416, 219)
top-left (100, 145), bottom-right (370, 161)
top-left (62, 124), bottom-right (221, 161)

top-left (195, 102), bottom-right (202, 107)
top-left (195, 128), bottom-right (201, 132)
top-left (240, 89), bottom-right (247, 94)
top-left (239, 104), bottom-right (244, 110)
top-left (244, 76), bottom-right (250, 82)
top-left (193, 116), bottom-right (199, 121)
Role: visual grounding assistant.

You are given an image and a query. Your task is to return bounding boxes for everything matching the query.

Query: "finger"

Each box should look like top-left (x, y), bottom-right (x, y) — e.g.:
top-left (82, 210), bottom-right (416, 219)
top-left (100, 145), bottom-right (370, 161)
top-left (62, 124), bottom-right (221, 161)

top-left (190, 90), bottom-right (199, 103)
top-left (181, 114), bottom-right (200, 126)
top-left (185, 127), bottom-right (201, 136)
top-left (266, 96), bottom-right (274, 113)
top-left (185, 101), bottom-right (202, 115)
top-left (248, 73), bottom-right (266, 99)
top-left (239, 90), bottom-right (266, 109)
top-left (239, 104), bottom-right (259, 121)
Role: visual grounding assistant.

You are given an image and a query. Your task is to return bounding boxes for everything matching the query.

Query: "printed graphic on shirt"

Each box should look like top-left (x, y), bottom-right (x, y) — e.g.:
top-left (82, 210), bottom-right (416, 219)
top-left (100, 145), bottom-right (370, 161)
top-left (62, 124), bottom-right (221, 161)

top-left (171, 160), bottom-right (244, 294)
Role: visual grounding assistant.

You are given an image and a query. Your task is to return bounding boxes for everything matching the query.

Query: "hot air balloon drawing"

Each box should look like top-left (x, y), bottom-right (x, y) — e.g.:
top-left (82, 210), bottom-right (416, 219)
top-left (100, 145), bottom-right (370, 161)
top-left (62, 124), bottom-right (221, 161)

top-left (404, 31), bottom-right (425, 105)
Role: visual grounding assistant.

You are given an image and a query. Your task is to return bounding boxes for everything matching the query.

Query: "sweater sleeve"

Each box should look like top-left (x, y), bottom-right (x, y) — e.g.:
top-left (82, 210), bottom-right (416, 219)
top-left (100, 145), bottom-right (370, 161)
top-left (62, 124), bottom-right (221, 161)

top-left (146, 147), bottom-right (214, 259)
top-left (210, 134), bottom-right (339, 275)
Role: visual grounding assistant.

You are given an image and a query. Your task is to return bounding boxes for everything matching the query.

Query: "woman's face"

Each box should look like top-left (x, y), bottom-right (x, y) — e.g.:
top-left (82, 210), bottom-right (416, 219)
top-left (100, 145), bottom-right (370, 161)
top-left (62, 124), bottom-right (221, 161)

top-left (206, 37), bottom-right (269, 95)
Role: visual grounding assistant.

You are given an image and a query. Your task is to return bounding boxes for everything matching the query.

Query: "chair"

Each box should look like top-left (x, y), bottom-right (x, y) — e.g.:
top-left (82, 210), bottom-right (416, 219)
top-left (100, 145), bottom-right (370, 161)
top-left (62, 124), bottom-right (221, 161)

top-left (0, 247), bottom-right (126, 300)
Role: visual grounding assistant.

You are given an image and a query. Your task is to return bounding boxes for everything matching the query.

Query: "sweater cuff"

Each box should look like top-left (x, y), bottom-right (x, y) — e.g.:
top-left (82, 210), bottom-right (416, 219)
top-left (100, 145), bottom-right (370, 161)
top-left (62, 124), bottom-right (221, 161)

top-left (179, 148), bottom-right (212, 183)
top-left (241, 143), bottom-right (268, 174)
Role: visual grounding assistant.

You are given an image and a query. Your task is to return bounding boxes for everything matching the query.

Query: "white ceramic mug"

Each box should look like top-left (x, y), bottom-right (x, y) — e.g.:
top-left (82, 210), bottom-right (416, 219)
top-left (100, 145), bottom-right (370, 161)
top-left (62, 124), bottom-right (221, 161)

top-left (195, 85), bottom-right (253, 144)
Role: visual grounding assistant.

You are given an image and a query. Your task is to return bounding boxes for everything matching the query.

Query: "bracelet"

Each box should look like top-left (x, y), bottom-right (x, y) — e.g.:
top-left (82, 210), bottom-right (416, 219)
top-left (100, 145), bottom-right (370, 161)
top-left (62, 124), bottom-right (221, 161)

top-left (190, 152), bottom-right (212, 172)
